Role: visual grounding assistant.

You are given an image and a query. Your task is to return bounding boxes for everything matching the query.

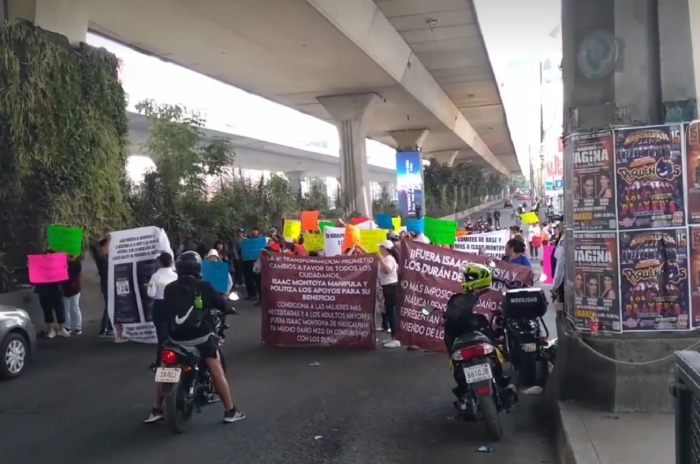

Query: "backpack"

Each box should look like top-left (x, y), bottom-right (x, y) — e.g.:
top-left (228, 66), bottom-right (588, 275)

top-left (169, 281), bottom-right (208, 335)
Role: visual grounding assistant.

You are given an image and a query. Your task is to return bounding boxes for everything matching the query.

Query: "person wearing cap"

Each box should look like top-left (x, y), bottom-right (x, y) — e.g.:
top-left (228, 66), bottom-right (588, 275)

top-left (378, 240), bottom-right (401, 348)
top-left (146, 252), bottom-right (178, 364)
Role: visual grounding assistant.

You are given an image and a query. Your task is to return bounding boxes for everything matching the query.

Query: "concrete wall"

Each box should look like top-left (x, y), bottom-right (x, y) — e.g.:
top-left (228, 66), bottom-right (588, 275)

top-left (658, 0), bottom-right (697, 103)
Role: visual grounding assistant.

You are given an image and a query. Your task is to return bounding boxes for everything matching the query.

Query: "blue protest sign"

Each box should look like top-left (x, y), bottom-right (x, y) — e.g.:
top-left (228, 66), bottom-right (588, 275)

top-left (241, 237), bottom-right (267, 261)
top-left (374, 214), bottom-right (393, 230)
top-left (405, 218), bottom-right (425, 234)
top-left (202, 261), bottom-right (230, 293)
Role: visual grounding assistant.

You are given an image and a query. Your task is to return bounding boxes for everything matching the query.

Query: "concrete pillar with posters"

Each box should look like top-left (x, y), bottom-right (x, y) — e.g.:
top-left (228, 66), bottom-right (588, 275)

top-left (285, 170), bottom-right (305, 197)
top-left (389, 129), bottom-right (429, 219)
top-left (318, 94), bottom-right (381, 218)
top-left (559, 0), bottom-right (700, 413)
top-left (2, 0), bottom-right (88, 45)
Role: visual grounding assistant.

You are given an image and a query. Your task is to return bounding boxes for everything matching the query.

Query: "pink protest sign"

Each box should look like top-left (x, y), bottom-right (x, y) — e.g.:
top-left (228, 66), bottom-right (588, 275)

top-left (542, 245), bottom-right (555, 285)
top-left (28, 253), bottom-right (68, 284)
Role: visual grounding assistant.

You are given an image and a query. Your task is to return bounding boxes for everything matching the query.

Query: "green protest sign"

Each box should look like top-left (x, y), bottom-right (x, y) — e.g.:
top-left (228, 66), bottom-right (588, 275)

top-left (424, 217), bottom-right (457, 246)
top-left (319, 220), bottom-right (335, 232)
top-left (47, 225), bottom-right (83, 256)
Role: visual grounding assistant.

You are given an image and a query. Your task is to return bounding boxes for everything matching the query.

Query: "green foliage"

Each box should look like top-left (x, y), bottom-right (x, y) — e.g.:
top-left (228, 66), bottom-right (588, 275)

top-left (0, 20), bottom-right (130, 291)
top-left (373, 185), bottom-right (399, 216)
top-left (424, 160), bottom-right (506, 217)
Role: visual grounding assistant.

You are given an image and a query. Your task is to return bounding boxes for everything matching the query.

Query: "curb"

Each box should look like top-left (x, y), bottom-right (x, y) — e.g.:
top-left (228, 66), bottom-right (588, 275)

top-left (554, 401), bottom-right (602, 464)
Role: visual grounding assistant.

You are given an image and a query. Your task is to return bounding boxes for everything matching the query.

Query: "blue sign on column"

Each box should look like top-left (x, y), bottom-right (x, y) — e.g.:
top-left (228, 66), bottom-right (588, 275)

top-left (396, 151), bottom-right (424, 218)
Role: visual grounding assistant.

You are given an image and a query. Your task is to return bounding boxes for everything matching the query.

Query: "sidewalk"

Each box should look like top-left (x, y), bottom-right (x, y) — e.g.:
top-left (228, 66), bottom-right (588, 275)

top-left (555, 401), bottom-right (673, 464)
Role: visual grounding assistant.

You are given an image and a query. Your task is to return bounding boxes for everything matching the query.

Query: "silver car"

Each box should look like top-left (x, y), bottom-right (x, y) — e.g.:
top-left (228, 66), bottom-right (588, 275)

top-left (0, 305), bottom-right (37, 380)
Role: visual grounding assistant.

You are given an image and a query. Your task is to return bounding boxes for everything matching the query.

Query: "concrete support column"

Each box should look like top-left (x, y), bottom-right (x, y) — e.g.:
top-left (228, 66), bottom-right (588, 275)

top-left (388, 129), bottom-right (430, 152)
top-left (427, 150), bottom-right (459, 167)
top-left (285, 171), bottom-right (305, 197)
top-left (658, 0), bottom-right (698, 110)
top-left (4, 0), bottom-right (88, 45)
top-left (688, 0), bottom-right (700, 116)
top-left (318, 93), bottom-right (381, 217)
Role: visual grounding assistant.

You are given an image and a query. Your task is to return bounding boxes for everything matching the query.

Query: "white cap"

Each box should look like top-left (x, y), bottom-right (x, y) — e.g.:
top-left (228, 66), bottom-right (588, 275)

top-left (379, 240), bottom-right (394, 250)
top-left (414, 234), bottom-right (431, 244)
top-left (206, 249), bottom-right (220, 258)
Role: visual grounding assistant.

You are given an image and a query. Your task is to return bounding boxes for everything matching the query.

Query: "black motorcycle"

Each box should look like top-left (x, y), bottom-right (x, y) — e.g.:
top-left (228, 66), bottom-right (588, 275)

top-left (154, 293), bottom-right (238, 434)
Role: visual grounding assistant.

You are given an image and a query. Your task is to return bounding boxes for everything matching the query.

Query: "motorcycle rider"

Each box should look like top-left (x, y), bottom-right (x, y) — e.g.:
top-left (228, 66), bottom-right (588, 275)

top-left (444, 263), bottom-right (515, 403)
top-left (144, 251), bottom-right (245, 424)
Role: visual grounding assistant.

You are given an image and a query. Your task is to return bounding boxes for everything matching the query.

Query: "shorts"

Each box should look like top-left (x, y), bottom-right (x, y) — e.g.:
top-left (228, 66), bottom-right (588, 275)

top-left (195, 336), bottom-right (219, 360)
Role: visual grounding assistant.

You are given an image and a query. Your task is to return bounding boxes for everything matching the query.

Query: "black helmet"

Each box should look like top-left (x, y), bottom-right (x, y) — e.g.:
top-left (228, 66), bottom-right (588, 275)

top-left (175, 251), bottom-right (202, 277)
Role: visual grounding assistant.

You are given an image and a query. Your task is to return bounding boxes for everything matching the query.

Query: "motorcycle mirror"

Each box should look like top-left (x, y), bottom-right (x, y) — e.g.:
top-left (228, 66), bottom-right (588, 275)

top-left (421, 307), bottom-right (434, 316)
top-left (228, 292), bottom-right (240, 301)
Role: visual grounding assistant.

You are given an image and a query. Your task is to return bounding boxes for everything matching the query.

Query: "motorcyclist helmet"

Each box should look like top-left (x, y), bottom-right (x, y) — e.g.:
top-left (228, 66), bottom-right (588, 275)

top-left (462, 263), bottom-right (492, 293)
top-left (175, 251), bottom-right (202, 278)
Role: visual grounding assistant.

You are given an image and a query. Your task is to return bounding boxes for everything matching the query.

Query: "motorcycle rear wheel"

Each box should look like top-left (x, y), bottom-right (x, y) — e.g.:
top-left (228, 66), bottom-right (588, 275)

top-left (164, 383), bottom-right (192, 434)
top-left (479, 395), bottom-right (503, 441)
top-left (518, 351), bottom-right (537, 387)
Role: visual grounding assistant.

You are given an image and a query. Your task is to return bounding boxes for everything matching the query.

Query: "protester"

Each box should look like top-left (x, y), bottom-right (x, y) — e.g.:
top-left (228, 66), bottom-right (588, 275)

top-left (551, 226), bottom-right (566, 309)
top-left (242, 228), bottom-right (262, 301)
top-left (213, 239), bottom-right (230, 262)
top-left (486, 211), bottom-right (493, 227)
top-left (35, 251), bottom-right (69, 338)
top-left (505, 238), bottom-right (532, 268)
top-left (493, 209), bottom-right (501, 228)
top-left (147, 252), bottom-right (177, 363)
top-left (231, 228), bottom-right (245, 288)
top-left (91, 237), bottom-right (113, 337)
top-left (528, 222), bottom-right (542, 259)
top-left (176, 233), bottom-right (198, 256)
top-left (61, 255), bottom-right (83, 335)
top-left (291, 237), bottom-right (307, 256)
top-left (378, 240), bottom-right (401, 348)
top-left (207, 249), bottom-right (233, 293)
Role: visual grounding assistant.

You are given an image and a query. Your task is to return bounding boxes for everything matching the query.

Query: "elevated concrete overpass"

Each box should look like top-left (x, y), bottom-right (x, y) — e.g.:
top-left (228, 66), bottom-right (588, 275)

top-left (127, 112), bottom-right (396, 187)
top-left (6, 0), bottom-right (519, 216)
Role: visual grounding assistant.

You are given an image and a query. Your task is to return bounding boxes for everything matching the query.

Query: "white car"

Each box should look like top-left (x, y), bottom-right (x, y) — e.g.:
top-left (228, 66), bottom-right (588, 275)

top-left (0, 305), bottom-right (37, 380)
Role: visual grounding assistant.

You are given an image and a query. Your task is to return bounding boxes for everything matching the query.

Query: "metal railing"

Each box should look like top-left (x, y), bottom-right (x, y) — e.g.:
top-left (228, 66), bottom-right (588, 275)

top-left (673, 351), bottom-right (700, 464)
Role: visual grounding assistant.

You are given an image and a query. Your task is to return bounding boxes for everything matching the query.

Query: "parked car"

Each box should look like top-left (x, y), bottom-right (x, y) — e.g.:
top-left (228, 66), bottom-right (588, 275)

top-left (503, 199), bottom-right (513, 208)
top-left (0, 305), bottom-right (37, 380)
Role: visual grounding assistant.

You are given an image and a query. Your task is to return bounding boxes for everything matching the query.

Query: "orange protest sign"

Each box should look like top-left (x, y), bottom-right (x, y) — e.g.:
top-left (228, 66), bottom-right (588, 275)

top-left (300, 210), bottom-right (320, 231)
top-left (342, 224), bottom-right (361, 252)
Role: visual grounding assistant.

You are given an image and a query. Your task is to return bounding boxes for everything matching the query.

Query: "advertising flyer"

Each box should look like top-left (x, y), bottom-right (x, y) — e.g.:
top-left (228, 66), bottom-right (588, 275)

top-left (571, 130), bottom-right (617, 230)
top-left (688, 228), bottom-right (700, 327)
top-left (619, 229), bottom-right (690, 331)
top-left (686, 122), bottom-right (700, 223)
top-left (260, 254), bottom-right (378, 349)
top-left (572, 232), bottom-right (621, 332)
top-left (615, 125), bottom-right (685, 229)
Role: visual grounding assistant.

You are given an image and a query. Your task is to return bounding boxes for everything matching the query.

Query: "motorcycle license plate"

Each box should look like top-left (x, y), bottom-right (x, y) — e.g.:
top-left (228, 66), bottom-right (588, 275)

top-left (522, 343), bottom-right (537, 353)
top-left (155, 367), bottom-right (181, 383)
top-left (464, 363), bottom-right (492, 384)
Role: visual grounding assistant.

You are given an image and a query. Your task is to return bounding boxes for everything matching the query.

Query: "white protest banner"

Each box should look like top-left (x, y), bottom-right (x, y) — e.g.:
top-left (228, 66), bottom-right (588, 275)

top-left (323, 226), bottom-right (345, 256)
top-left (454, 229), bottom-right (510, 258)
top-left (108, 226), bottom-right (171, 344)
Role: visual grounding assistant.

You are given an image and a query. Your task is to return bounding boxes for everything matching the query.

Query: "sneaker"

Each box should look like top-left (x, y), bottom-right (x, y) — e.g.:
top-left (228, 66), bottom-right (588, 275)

top-left (207, 393), bottom-right (221, 404)
top-left (223, 408), bottom-right (246, 424)
top-left (143, 408), bottom-right (164, 424)
top-left (383, 339), bottom-right (401, 348)
top-left (46, 327), bottom-right (57, 339)
top-left (376, 327), bottom-right (386, 332)
top-left (57, 328), bottom-right (71, 338)
top-left (71, 329), bottom-right (82, 336)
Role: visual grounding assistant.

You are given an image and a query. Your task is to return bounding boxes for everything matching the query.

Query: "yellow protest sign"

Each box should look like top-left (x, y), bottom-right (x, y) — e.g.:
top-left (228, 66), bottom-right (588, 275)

top-left (520, 212), bottom-right (539, 225)
top-left (302, 232), bottom-right (324, 253)
top-left (360, 229), bottom-right (388, 254)
top-left (391, 217), bottom-right (401, 232)
top-left (283, 219), bottom-right (302, 241)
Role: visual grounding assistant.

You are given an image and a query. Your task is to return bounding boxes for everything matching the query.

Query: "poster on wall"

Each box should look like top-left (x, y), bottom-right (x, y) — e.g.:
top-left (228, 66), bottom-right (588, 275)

top-left (615, 125), bottom-right (685, 230)
top-left (619, 228), bottom-right (690, 331)
top-left (396, 151), bottom-right (424, 218)
top-left (688, 228), bottom-right (700, 327)
top-left (108, 226), bottom-right (171, 343)
top-left (686, 122), bottom-right (700, 223)
top-left (572, 231), bottom-right (621, 332)
top-left (572, 130), bottom-right (617, 230)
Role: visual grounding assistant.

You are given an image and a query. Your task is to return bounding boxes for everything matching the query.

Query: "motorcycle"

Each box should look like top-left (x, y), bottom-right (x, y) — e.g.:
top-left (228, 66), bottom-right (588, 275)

top-left (155, 292), bottom-right (239, 434)
top-left (423, 306), bottom-right (514, 441)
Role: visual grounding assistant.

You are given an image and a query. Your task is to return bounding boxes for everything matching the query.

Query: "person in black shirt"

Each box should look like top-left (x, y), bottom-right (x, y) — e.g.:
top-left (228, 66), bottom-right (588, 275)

top-left (144, 252), bottom-right (245, 425)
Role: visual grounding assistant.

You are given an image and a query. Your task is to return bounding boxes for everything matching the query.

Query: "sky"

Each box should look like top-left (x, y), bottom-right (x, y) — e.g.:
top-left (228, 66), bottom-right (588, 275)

top-left (88, 0), bottom-right (563, 186)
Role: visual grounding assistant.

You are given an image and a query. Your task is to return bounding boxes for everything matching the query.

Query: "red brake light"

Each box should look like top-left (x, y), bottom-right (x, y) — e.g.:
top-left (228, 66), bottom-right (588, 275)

top-left (161, 350), bottom-right (178, 365)
top-left (452, 343), bottom-right (495, 361)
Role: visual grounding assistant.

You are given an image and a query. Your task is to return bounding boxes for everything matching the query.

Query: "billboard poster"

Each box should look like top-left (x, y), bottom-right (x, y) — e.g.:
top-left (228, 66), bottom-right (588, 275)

top-left (615, 125), bottom-right (685, 230)
top-left (572, 231), bottom-right (621, 332)
top-left (260, 253), bottom-right (378, 349)
top-left (108, 226), bottom-right (171, 343)
top-left (397, 240), bottom-right (533, 352)
top-left (396, 151), bottom-right (424, 218)
top-left (688, 228), bottom-right (700, 327)
top-left (572, 130), bottom-right (617, 230)
top-left (619, 229), bottom-right (690, 331)
top-left (686, 122), bottom-right (700, 223)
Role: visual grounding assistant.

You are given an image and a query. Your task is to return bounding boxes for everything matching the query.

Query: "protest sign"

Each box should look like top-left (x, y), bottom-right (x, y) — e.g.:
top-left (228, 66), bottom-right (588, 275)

top-left (374, 214), bottom-right (393, 230)
top-left (616, 125), bottom-right (685, 229)
top-left (241, 237), bottom-right (267, 261)
top-left (108, 226), bottom-right (171, 343)
top-left (619, 229), bottom-right (689, 331)
top-left (392, 217), bottom-right (401, 232)
top-left (202, 260), bottom-right (230, 293)
top-left (405, 218), bottom-right (425, 234)
top-left (571, 130), bottom-right (617, 230)
top-left (351, 217), bottom-right (370, 226)
top-left (360, 229), bottom-right (388, 254)
top-left (454, 229), bottom-right (509, 258)
top-left (542, 245), bottom-right (555, 284)
top-left (283, 219), bottom-right (302, 241)
top-left (261, 253), bottom-right (378, 348)
top-left (300, 211), bottom-right (320, 231)
top-left (520, 212), bottom-right (539, 225)
top-left (47, 225), bottom-right (83, 257)
top-left (28, 253), bottom-right (68, 284)
top-left (319, 220), bottom-right (335, 232)
top-left (424, 217), bottom-right (457, 246)
top-left (302, 232), bottom-right (324, 253)
top-left (323, 227), bottom-right (345, 256)
top-left (397, 240), bottom-right (534, 352)
top-left (342, 224), bottom-right (361, 251)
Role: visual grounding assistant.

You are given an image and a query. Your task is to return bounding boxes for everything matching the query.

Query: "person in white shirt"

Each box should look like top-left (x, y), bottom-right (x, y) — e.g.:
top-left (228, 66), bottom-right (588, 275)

top-left (378, 240), bottom-right (401, 348)
top-left (147, 252), bottom-right (178, 361)
top-left (528, 222), bottom-right (542, 259)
